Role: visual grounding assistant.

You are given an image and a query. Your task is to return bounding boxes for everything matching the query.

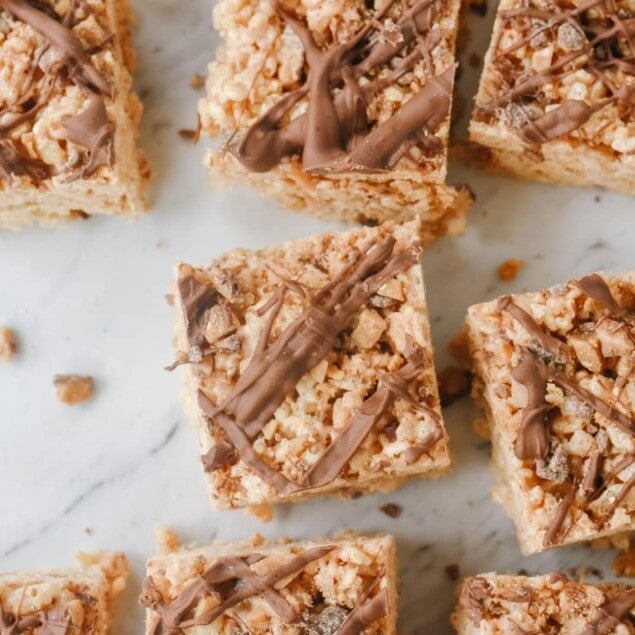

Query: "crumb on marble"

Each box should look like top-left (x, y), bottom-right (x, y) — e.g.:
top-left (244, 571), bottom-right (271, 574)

top-left (445, 563), bottom-right (460, 581)
top-left (178, 129), bottom-right (198, 142)
top-left (438, 366), bottom-right (471, 406)
top-left (246, 503), bottom-right (274, 523)
top-left (497, 258), bottom-right (525, 282)
top-left (469, 52), bottom-right (481, 68)
top-left (190, 73), bottom-right (205, 89)
top-left (250, 533), bottom-right (266, 547)
top-left (165, 293), bottom-right (175, 307)
top-left (54, 374), bottom-right (94, 405)
top-left (0, 327), bottom-right (17, 362)
top-left (380, 503), bottom-right (403, 518)
top-left (156, 525), bottom-right (180, 555)
top-left (614, 545), bottom-right (635, 577)
top-left (472, 417), bottom-right (490, 440)
top-left (467, 0), bottom-right (488, 15)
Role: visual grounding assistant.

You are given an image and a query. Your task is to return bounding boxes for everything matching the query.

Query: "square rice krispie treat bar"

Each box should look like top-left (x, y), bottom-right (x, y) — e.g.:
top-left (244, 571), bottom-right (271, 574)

top-left (0, 0), bottom-right (149, 229)
top-left (171, 219), bottom-right (449, 511)
top-left (470, 0), bottom-right (635, 195)
top-left (453, 572), bottom-right (635, 633)
top-left (0, 551), bottom-right (129, 634)
top-left (141, 532), bottom-right (397, 634)
top-left (466, 272), bottom-right (635, 554)
top-left (199, 0), bottom-right (472, 243)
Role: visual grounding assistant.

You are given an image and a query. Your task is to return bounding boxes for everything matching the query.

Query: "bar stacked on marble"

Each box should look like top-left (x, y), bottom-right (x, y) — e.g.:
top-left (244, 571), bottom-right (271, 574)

top-left (141, 533), bottom-right (397, 634)
top-left (453, 572), bottom-right (635, 633)
top-left (171, 219), bottom-right (450, 512)
top-left (466, 272), bottom-right (635, 554)
top-left (470, 0), bottom-right (635, 194)
top-left (0, 0), bottom-right (149, 228)
top-left (199, 0), bottom-right (472, 240)
top-left (0, 552), bottom-right (129, 635)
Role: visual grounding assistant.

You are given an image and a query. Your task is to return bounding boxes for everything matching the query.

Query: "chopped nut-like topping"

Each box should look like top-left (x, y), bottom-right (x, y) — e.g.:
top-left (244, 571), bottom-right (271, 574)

top-left (380, 503), bottom-right (403, 518)
top-left (0, 327), bottom-right (17, 362)
top-left (568, 331), bottom-right (603, 373)
top-left (305, 605), bottom-right (350, 635)
top-left (557, 23), bottom-right (585, 51)
top-left (535, 443), bottom-right (569, 483)
top-left (204, 302), bottom-right (240, 344)
top-left (54, 375), bottom-right (94, 405)
top-left (497, 259), bottom-right (525, 282)
top-left (351, 309), bottom-right (386, 350)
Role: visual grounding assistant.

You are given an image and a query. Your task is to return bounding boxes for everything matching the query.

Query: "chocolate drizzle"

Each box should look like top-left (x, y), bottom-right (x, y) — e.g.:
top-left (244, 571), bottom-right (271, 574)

top-left (190, 237), bottom-right (442, 494)
top-left (480, 0), bottom-right (635, 144)
top-left (234, 0), bottom-right (454, 174)
top-left (498, 274), bottom-right (635, 547)
top-left (582, 588), bottom-right (635, 634)
top-left (0, 0), bottom-right (114, 183)
top-left (140, 546), bottom-right (387, 633)
top-left (0, 601), bottom-right (70, 635)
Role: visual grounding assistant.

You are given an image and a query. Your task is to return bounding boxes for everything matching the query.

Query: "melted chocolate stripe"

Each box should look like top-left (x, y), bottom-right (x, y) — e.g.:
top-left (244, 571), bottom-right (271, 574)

top-left (143, 546), bottom-right (334, 631)
top-left (199, 392), bottom-right (299, 494)
top-left (337, 588), bottom-right (389, 635)
top-left (235, 0), bottom-right (448, 173)
top-left (575, 274), bottom-right (627, 317)
top-left (499, 296), bottom-right (565, 358)
top-left (0, 601), bottom-right (70, 635)
top-left (582, 588), bottom-right (635, 635)
top-left (509, 347), bottom-right (551, 460)
top-left (543, 481), bottom-right (576, 547)
top-left (0, 0), bottom-right (111, 95)
top-left (302, 336), bottom-right (440, 489)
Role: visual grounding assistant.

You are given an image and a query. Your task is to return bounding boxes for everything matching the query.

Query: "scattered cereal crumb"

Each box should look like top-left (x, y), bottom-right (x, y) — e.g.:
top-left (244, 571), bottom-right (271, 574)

top-left (380, 503), bottom-right (403, 519)
top-left (178, 128), bottom-right (198, 142)
top-left (155, 525), bottom-right (180, 555)
top-left (250, 532), bottom-right (265, 547)
top-left (84, 527), bottom-right (93, 536)
top-left (445, 564), bottom-right (460, 581)
top-left (54, 374), bottom-right (94, 405)
top-left (0, 327), bottom-right (17, 362)
top-left (190, 73), bottom-right (205, 89)
top-left (438, 366), bottom-right (471, 406)
top-left (594, 195), bottom-right (601, 203)
top-left (497, 258), bottom-right (525, 282)
top-left (165, 293), bottom-right (175, 306)
top-left (246, 503), bottom-right (273, 523)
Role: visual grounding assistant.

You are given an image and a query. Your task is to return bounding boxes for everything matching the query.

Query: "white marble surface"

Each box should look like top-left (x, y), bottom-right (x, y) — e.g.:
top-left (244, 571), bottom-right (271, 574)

top-left (1, 1), bottom-right (634, 632)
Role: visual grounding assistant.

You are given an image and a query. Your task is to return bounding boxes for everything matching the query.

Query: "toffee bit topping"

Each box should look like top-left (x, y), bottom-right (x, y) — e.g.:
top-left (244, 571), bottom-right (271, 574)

top-left (235, 0), bottom-right (453, 174)
top-left (535, 443), bottom-right (569, 483)
top-left (193, 238), bottom-right (440, 493)
top-left (140, 547), bottom-right (336, 631)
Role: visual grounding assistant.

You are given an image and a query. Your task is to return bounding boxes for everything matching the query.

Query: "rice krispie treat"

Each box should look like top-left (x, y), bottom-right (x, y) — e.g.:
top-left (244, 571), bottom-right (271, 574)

top-left (0, 551), bottom-right (129, 634)
top-left (0, 0), bottom-right (149, 229)
top-left (199, 0), bottom-right (471, 242)
top-left (171, 219), bottom-right (449, 511)
top-left (469, 0), bottom-right (635, 195)
top-left (453, 572), bottom-right (635, 634)
top-left (141, 532), bottom-right (397, 634)
top-left (466, 272), bottom-right (635, 554)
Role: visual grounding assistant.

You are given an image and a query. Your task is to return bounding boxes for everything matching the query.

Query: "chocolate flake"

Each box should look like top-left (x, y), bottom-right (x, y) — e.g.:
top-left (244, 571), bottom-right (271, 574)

top-left (458, 577), bottom-right (492, 626)
top-left (582, 588), bottom-right (635, 634)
